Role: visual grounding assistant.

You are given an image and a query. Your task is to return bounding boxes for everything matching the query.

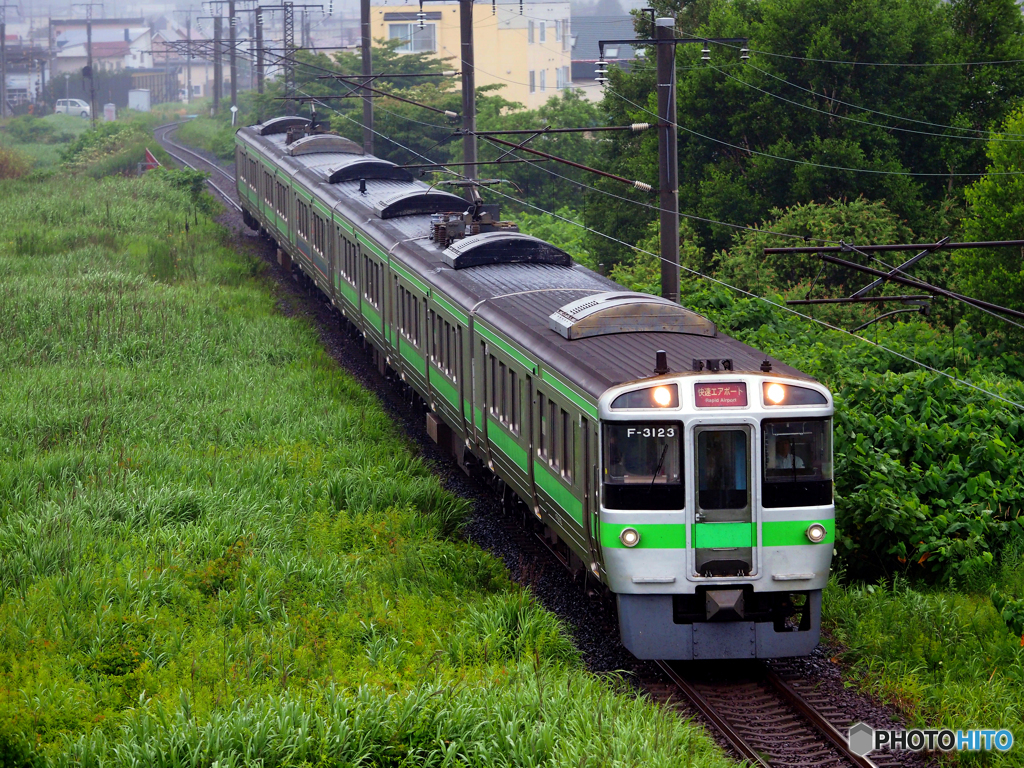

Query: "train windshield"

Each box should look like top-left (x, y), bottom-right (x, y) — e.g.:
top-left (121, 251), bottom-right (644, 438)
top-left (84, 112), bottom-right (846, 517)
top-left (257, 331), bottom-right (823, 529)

top-left (603, 422), bottom-right (683, 510)
top-left (762, 419), bottom-right (833, 507)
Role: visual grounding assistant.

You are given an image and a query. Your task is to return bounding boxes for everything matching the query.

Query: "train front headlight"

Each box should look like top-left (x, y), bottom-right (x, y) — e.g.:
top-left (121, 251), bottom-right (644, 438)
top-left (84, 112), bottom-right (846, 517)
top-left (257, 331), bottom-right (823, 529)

top-left (806, 523), bottom-right (827, 543)
top-left (619, 527), bottom-right (641, 548)
top-left (766, 383), bottom-right (786, 404)
top-left (652, 386), bottom-right (673, 407)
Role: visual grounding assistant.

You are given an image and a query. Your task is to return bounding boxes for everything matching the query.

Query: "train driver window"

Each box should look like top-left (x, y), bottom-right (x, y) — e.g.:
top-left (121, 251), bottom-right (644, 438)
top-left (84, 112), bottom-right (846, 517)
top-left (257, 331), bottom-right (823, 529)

top-left (761, 419), bottom-right (833, 508)
top-left (602, 423), bottom-right (683, 510)
top-left (696, 430), bottom-right (749, 512)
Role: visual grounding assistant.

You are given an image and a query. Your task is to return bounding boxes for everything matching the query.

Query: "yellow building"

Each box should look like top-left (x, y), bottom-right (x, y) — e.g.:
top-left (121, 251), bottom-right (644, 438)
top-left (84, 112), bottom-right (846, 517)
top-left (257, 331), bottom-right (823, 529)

top-left (371, 0), bottom-right (572, 109)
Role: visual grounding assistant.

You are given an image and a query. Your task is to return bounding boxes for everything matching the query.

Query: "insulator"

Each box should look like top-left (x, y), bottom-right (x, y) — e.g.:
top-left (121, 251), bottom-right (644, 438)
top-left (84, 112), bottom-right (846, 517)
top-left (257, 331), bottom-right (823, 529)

top-left (444, 110), bottom-right (458, 119)
top-left (633, 181), bottom-right (652, 193)
top-left (740, 46), bottom-right (749, 60)
top-left (701, 44), bottom-right (710, 62)
top-left (630, 122), bottom-right (651, 131)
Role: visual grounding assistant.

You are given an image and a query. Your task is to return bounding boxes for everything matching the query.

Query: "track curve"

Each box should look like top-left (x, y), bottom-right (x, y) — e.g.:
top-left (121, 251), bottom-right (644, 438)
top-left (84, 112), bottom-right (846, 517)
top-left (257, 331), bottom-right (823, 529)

top-left (153, 122), bottom-right (241, 211)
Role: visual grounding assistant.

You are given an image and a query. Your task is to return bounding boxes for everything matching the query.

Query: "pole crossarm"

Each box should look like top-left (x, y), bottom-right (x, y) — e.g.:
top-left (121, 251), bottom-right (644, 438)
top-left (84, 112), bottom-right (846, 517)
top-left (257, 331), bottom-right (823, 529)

top-left (811, 252), bottom-right (1024, 321)
top-left (480, 135), bottom-right (653, 192)
top-left (787, 295), bottom-right (933, 306)
top-left (764, 239), bottom-right (1024, 255)
top-left (598, 36), bottom-right (748, 48)
top-left (467, 124), bottom-right (655, 136)
top-left (848, 236), bottom-right (949, 299)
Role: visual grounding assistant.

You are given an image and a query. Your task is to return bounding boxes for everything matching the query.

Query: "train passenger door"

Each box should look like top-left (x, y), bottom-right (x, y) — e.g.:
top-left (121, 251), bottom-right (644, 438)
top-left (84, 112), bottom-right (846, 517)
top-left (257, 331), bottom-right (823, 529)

top-left (692, 426), bottom-right (755, 578)
top-left (582, 417), bottom-right (601, 574)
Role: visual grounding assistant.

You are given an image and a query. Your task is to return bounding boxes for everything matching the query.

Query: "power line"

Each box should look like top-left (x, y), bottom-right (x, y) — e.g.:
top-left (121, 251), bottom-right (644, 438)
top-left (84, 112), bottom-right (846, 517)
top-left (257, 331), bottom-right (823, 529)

top-left (474, 133), bottom-right (837, 244)
top-left (710, 65), bottom-right (1024, 144)
top-left (742, 48), bottom-right (1024, 69)
top-left (287, 89), bottom-right (1024, 413)
top-left (607, 86), bottom-right (1024, 177)
top-left (745, 62), bottom-right (1024, 140)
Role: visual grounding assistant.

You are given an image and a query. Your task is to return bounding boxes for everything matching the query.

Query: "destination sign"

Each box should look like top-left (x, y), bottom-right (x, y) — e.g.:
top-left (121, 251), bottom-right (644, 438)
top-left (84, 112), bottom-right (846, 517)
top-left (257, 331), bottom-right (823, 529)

top-left (694, 382), bottom-right (748, 407)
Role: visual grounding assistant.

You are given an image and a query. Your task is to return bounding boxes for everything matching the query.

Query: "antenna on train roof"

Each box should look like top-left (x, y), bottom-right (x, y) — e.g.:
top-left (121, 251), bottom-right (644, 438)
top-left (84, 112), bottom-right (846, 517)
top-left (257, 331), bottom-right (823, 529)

top-left (654, 350), bottom-right (670, 375)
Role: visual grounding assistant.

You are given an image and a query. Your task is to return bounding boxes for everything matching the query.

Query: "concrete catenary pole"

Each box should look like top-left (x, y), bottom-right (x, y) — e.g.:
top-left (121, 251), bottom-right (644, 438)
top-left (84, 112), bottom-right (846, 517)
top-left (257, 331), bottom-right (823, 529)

top-left (186, 14), bottom-right (192, 105)
top-left (213, 15), bottom-right (222, 113)
top-left (460, 0), bottom-right (476, 197)
top-left (359, 0), bottom-right (372, 153)
top-left (255, 7), bottom-right (264, 94)
top-left (228, 0), bottom-right (237, 109)
top-left (655, 17), bottom-right (679, 303)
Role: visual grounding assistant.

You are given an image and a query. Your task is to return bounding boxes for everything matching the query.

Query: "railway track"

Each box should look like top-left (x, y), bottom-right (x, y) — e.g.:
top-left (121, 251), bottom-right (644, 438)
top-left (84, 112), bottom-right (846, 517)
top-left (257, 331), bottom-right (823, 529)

top-left (153, 122), bottom-right (241, 212)
top-left (644, 659), bottom-right (899, 768)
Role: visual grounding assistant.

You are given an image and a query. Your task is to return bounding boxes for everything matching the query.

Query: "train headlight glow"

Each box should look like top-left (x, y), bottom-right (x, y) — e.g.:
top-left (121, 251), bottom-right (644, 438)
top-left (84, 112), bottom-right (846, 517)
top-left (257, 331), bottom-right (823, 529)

top-left (806, 523), bottom-right (827, 544)
top-left (620, 527), bottom-right (641, 548)
top-left (653, 386), bottom-right (673, 407)
top-left (766, 383), bottom-right (786, 404)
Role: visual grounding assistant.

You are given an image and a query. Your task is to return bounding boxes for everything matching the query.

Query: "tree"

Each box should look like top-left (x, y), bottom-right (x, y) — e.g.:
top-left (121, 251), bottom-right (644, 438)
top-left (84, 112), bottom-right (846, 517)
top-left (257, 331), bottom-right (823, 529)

top-left (476, 90), bottom-right (604, 213)
top-left (588, 0), bottom-right (1024, 271)
top-left (955, 106), bottom-right (1024, 346)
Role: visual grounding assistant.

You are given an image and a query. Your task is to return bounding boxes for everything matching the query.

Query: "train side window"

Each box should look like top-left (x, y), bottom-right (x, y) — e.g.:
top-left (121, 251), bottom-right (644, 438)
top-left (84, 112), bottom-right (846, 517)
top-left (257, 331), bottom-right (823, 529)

top-left (499, 362), bottom-right (507, 420)
top-left (548, 399), bottom-right (558, 469)
top-left (538, 392), bottom-right (548, 458)
top-left (561, 409), bottom-right (573, 482)
top-left (509, 369), bottom-right (519, 434)
top-left (489, 356), bottom-right (498, 414)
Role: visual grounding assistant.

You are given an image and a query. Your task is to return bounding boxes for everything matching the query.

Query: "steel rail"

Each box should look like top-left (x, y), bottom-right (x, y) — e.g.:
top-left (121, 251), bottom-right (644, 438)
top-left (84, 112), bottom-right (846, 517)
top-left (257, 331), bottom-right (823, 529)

top-left (762, 666), bottom-right (879, 768)
top-left (155, 123), bottom-right (236, 183)
top-left (153, 123), bottom-right (242, 212)
top-left (653, 661), bottom-right (769, 766)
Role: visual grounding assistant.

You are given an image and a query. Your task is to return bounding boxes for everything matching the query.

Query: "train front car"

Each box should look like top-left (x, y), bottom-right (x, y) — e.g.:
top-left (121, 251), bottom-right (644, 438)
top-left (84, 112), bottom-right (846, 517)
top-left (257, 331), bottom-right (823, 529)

top-left (599, 372), bottom-right (834, 660)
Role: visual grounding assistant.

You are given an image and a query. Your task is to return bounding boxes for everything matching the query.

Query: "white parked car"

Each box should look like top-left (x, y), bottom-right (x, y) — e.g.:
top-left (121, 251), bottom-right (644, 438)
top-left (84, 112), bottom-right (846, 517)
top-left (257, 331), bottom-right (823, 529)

top-left (55, 98), bottom-right (91, 117)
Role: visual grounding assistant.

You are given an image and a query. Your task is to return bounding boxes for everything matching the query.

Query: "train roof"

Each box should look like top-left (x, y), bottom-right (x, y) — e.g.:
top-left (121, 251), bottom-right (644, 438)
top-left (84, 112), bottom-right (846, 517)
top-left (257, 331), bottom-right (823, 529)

top-left (238, 123), bottom-right (812, 399)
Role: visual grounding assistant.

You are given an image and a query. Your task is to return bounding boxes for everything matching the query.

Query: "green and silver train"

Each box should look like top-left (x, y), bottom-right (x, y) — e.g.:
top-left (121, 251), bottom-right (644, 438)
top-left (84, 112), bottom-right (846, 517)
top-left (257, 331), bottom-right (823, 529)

top-left (236, 116), bottom-right (835, 659)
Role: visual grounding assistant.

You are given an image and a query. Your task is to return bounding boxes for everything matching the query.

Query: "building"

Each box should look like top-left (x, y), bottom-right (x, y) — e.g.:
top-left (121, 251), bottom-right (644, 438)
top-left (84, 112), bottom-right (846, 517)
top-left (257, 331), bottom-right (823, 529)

top-left (369, 0), bottom-right (572, 109)
top-left (52, 20), bottom-right (154, 75)
top-left (569, 15), bottom-right (636, 100)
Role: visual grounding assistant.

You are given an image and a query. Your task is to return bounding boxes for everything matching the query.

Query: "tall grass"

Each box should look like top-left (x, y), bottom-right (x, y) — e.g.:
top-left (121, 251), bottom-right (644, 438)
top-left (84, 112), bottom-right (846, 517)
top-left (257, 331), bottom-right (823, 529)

top-left (0, 173), bottom-right (730, 765)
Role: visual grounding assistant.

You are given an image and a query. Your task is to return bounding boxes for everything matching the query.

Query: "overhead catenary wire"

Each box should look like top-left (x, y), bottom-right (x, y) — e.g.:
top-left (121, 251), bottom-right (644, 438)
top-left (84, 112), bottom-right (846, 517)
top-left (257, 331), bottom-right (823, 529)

top-left (288, 90), bottom-right (1024, 413)
top-left (246, 48), bottom-right (1024, 337)
top-left (607, 86), bottom-right (1024, 177)
top-left (743, 61), bottom-right (1024, 140)
top-left (710, 65), bottom-right (1024, 143)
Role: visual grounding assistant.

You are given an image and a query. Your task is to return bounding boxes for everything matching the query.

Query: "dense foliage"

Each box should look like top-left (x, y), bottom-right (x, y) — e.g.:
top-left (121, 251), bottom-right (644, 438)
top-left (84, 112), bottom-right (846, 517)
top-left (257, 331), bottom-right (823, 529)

top-left (668, 280), bottom-right (1024, 587)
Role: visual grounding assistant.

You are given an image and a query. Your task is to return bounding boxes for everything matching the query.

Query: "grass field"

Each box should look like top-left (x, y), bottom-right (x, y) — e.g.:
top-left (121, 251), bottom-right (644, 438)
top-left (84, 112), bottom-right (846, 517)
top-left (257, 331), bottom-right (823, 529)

top-left (0, 171), bottom-right (732, 766)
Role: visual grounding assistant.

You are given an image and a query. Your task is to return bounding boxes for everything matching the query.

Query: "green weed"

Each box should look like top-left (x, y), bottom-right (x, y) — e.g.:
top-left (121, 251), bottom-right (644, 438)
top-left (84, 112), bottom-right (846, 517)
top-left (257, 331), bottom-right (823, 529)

top-left (0, 165), bottom-right (730, 766)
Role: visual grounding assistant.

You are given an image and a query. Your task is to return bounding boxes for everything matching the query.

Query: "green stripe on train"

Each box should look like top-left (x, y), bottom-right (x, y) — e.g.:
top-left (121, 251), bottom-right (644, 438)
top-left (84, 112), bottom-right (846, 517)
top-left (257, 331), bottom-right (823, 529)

top-left (534, 462), bottom-right (582, 525)
top-left (487, 418), bottom-right (528, 472)
top-left (600, 519), bottom-right (834, 549)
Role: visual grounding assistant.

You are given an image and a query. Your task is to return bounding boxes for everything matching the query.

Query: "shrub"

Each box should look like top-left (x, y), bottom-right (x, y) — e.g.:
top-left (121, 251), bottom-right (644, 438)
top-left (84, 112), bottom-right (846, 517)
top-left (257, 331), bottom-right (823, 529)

top-left (0, 147), bottom-right (31, 180)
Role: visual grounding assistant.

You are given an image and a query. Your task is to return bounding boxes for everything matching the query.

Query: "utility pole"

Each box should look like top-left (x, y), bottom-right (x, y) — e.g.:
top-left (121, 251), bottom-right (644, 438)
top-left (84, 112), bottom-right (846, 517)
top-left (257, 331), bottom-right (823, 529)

top-left (599, 25), bottom-right (747, 302)
top-left (260, 3), bottom-right (321, 110)
top-left (255, 6), bottom-right (264, 93)
top-left (229, 0), bottom-right (237, 109)
top-left (73, 2), bottom-right (103, 129)
top-left (460, 0), bottom-right (475, 192)
top-left (655, 18), bottom-right (678, 303)
top-left (213, 15), bottom-right (221, 113)
top-left (186, 14), bottom-right (192, 105)
top-left (0, 3), bottom-right (9, 120)
top-left (359, 0), bottom-right (371, 152)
